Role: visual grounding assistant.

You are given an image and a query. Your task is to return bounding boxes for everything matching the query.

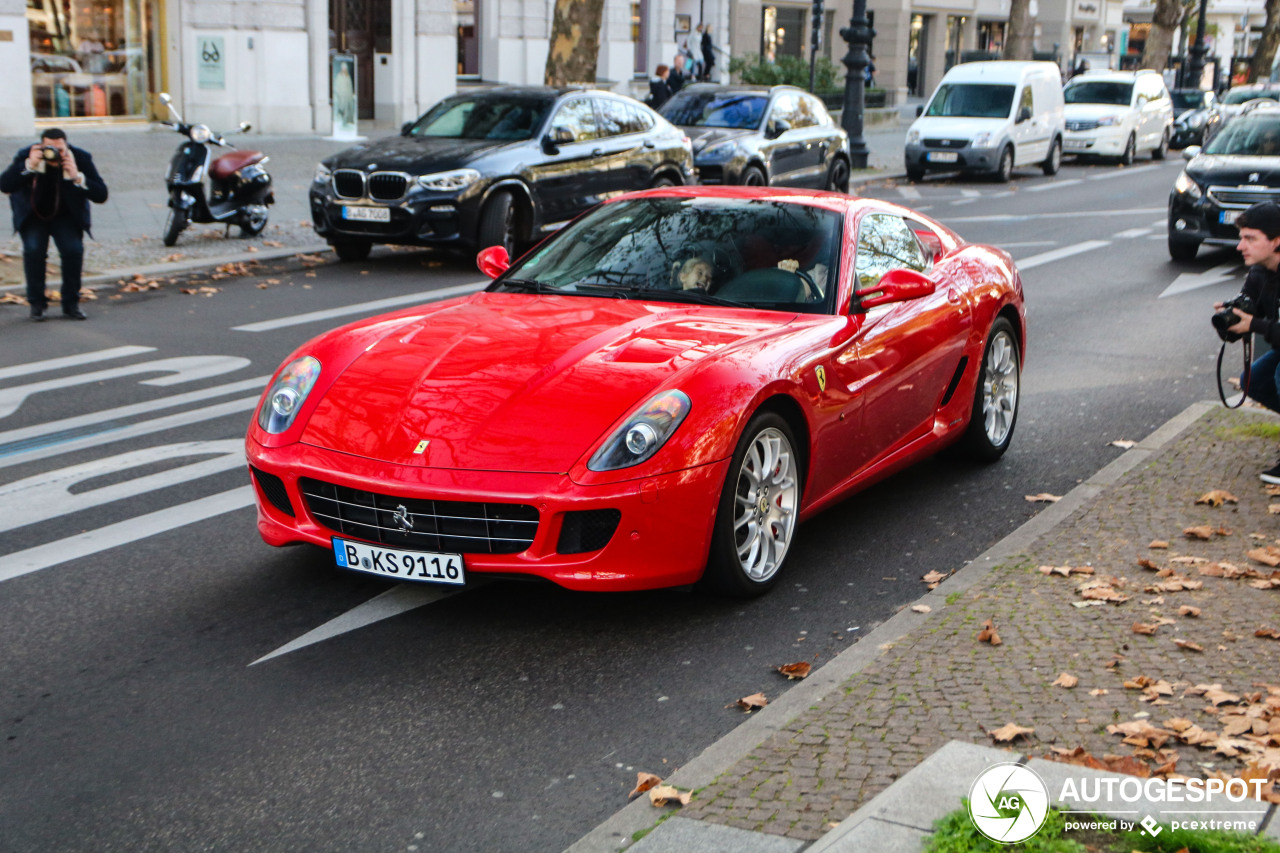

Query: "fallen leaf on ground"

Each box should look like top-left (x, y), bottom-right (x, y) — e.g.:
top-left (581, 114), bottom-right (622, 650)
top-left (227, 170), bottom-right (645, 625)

top-left (1132, 623), bottom-right (1158, 635)
top-left (732, 692), bottom-right (768, 712)
top-left (262, 240), bottom-right (284, 248)
top-left (1137, 558), bottom-right (1161, 571)
top-left (990, 722), bottom-right (1035, 742)
top-left (1170, 556), bottom-right (1209, 564)
top-left (1256, 627), bottom-right (1280, 639)
top-left (628, 772), bottom-right (662, 799)
top-left (1179, 606), bottom-right (1202, 618)
top-left (648, 785), bottom-right (691, 807)
top-left (1246, 547), bottom-right (1280, 567)
top-left (776, 662), bottom-right (811, 679)
top-left (1090, 688), bottom-right (1109, 696)
top-left (1184, 526), bottom-right (1214, 540)
top-left (910, 604), bottom-right (931, 614)
top-left (1052, 673), bottom-right (1078, 688)
top-left (1196, 490), bottom-right (1239, 507)
top-left (921, 570), bottom-right (947, 587)
top-left (1173, 639), bottom-right (1204, 652)
top-left (976, 618), bottom-right (1002, 645)
top-left (1109, 440), bottom-right (1137, 449)
top-left (1025, 493), bottom-right (1061, 503)
top-left (1149, 540), bottom-right (1169, 549)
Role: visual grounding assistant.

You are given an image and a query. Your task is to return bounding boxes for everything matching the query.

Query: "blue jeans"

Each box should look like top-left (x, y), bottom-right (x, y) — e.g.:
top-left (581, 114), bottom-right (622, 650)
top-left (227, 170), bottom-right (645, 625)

top-left (1246, 348), bottom-right (1280, 414)
top-left (21, 214), bottom-right (84, 311)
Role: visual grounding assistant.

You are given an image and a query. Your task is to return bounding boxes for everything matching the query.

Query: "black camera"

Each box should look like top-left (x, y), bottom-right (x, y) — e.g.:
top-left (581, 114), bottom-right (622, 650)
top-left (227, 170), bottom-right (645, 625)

top-left (41, 145), bottom-right (61, 163)
top-left (1213, 294), bottom-right (1257, 342)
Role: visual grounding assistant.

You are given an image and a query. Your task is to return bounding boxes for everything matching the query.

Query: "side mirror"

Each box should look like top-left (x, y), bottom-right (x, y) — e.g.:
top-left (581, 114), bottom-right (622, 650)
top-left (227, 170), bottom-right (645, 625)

top-left (916, 105), bottom-right (924, 117)
top-left (854, 267), bottom-right (936, 310)
top-left (476, 245), bottom-right (511, 279)
top-left (767, 119), bottom-right (791, 139)
top-left (1016, 106), bottom-right (1032, 123)
top-left (401, 121), bottom-right (414, 136)
top-left (239, 122), bottom-right (252, 133)
top-left (159, 92), bottom-right (172, 104)
top-left (543, 127), bottom-right (574, 153)
top-left (1182, 145), bottom-right (1202, 160)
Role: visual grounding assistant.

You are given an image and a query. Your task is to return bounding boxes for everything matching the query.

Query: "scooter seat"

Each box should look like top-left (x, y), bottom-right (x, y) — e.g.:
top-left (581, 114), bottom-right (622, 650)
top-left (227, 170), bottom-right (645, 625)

top-left (211, 150), bottom-right (265, 180)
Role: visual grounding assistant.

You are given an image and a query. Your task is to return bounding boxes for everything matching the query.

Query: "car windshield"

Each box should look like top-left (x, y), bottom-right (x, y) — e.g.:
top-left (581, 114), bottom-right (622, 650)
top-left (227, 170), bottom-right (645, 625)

top-left (1221, 88), bottom-right (1279, 106)
top-left (661, 92), bottom-right (768, 129)
top-left (1203, 114), bottom-right (1280, 156)
top-left (1171, 91), bottom-right (1206, 111)
top-left (406, 96), bottom-right (553, 141)
top-left (494, 197), bottom-right (844, 314)
top-left (1064, 81), bottom-right (1133, 106)
top-left (924, 84), bottom-right (1016, 119)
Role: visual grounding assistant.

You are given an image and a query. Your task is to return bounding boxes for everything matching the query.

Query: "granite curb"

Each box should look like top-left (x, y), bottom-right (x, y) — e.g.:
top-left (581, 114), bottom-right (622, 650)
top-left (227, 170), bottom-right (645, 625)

top-left (566, 399), bottom-right (1241, 853)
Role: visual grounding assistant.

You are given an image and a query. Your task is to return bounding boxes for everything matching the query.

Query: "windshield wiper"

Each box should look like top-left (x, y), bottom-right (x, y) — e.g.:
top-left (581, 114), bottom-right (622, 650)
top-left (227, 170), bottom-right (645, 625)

top-left (494, 278), bottom-right (558, 294)
top-left (638, 288), bottom-right (748, 308)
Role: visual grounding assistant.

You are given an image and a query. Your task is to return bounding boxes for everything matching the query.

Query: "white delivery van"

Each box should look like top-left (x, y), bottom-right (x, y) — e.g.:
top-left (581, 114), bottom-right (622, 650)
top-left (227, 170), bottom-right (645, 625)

top-left (904, 61), bottom-right (1066, 182)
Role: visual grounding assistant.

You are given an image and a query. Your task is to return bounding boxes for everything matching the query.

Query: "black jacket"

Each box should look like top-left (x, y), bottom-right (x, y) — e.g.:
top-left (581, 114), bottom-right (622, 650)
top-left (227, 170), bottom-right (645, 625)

top-left (0, 144), bottom-right (108, 235)
top-left (1243, 264), bottom-right (1280, 349)
top-left (649, 78), bottom-right (672, 110)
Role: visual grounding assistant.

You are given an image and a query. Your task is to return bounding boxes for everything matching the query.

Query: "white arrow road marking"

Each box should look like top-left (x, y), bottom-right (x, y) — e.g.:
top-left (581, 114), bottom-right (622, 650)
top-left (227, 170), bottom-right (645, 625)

top-left (0, 396), bottom-right (259, 470)
top-left (0, 346), bottom-right (155, 382)
top-left (0, 377), bottom-right (268, 454)
top-left (1015, 240), bottom-right (1112, 270)
top-left (1159, 263), bottom-right (1242, 298)
top-left (233, 281), bottom-right (488, 333)
top-left (250, 581), bottom-right (482, 666)
top-left (897, 186), bottom-right (922, 200)
top-left (0, 356), bottom-right (251, 420)
top-left (0, 486), bottom-right (254, 584)
top-left (0, 440), bottom-right (245, 533)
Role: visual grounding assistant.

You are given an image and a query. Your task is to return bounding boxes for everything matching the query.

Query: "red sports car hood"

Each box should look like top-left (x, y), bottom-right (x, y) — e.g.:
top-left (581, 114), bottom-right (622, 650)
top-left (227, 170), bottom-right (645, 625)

top-left (300, 293), bottom-right (785, 472)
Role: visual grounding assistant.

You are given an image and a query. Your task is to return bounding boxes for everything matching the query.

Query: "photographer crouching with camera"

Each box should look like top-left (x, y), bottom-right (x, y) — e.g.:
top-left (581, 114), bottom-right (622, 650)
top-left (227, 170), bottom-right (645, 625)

top-left (1214, 201), bottom-right (1280, 483)
top-left (0, 129), bottom-right (108, 321)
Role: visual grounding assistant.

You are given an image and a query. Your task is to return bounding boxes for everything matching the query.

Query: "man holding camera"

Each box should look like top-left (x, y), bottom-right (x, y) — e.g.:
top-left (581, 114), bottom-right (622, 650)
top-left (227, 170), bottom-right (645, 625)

top-left (0, 128), bottom-right (108, 321)
top-left (1216, 201), bottom-right (1280, 482)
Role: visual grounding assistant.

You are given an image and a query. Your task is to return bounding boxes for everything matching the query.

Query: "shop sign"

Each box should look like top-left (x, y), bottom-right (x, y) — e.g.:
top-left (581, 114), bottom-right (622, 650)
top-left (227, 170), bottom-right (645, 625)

top-left (197, 36), bottom-right (225, 90)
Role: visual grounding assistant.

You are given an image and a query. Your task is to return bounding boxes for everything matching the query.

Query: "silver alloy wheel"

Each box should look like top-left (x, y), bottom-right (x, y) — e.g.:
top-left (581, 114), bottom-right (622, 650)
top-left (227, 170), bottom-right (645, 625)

top-left (732, 426), bottom-right (799, 582)
top-left (982, 329), bottom-right (1019, 447)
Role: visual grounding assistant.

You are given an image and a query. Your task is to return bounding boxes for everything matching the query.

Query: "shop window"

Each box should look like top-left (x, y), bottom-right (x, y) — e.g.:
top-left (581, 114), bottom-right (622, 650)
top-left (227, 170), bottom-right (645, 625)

top-left (27, 0), bottom-right (154, 118)
top-left (457, 0), bottom-right (478, 76)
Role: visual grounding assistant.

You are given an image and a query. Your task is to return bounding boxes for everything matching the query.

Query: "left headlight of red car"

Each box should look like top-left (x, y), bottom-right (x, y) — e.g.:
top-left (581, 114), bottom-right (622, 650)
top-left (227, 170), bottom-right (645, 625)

top-left (588, 389), bottom-right (691, 472)
top-left (258, 355), bottom-right (321, 434)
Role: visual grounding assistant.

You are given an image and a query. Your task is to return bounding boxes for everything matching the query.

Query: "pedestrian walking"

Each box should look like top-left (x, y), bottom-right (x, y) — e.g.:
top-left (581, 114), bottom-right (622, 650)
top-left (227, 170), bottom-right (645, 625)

top-left (700, 24), bottom-right (716, 82)
top-left (0, 129), bottom-right (108, 321)
top-left (669, 55), bottom-right (688, 94)
top-left (1214, 201), bottom-right (1280, 481)
top-left (648, 64), bottom-right (673, 110)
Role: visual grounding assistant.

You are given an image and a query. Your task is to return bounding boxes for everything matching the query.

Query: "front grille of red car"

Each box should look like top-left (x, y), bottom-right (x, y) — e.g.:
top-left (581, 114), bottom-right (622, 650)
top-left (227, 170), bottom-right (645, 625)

top-left (250, 466), bottom-right (295, 517)
top-left (299, 479), bottom-right (539, 554)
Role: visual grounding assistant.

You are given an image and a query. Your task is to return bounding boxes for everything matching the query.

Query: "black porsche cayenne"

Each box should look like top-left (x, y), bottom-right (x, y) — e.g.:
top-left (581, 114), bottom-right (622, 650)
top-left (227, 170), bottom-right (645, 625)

top-left (310, 86), bottom-right (694, 261)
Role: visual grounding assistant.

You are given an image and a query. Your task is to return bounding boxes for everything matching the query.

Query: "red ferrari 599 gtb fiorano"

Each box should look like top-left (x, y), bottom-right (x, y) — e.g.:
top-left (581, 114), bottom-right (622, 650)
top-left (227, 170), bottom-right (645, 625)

top-left (246, 186), bottom-right (1025, 597)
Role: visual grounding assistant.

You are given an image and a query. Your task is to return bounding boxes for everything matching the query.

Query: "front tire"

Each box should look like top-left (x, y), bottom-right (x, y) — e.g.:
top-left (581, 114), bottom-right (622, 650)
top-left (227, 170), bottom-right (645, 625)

top-left (700, 412), bottom-right (803, 597)
top-left (239, 205), bottom-right (268, 237)
top-left (477, 191), bottom-right (519, 255)
top-left (162, 206), bottom-right (187, 247)
top-left (1153, 128), bottom-right (1170, 160)
top-left (740, 165), bottom-right (767, 187)
top-left (958, 317), bottom-right (1020, 462)
top-left (826, 157), bottom-right (850, 193)
top-left (993, 146), bottom-right (1014, 183)
top-left (1168, 235), bottom-right (1200, 262)
top-left (1119, 134), bottom-right (1136, 166)
top-left (331, 239), bottom-right (372, 262)
top-left (1042, 139), bottom-right (1062, 176)
top-left (905, 165), bottom-right (926, 182)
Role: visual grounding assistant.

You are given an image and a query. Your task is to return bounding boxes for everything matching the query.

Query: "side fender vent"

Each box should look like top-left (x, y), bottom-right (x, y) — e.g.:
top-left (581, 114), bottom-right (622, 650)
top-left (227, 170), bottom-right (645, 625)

top-left (940, 356), bottom-right (969, 408)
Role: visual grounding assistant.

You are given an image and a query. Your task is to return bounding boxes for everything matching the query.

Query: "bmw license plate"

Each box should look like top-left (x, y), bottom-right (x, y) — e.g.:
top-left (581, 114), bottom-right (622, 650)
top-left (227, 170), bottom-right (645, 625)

top-left (332, 536), bottom-right (466, 585)
top-left (343, 205), bottom-right (390, 222)
top-left (926, 151), bottom-right (959, 163)
top-left (1221, 210), bottom-right (1241, 225)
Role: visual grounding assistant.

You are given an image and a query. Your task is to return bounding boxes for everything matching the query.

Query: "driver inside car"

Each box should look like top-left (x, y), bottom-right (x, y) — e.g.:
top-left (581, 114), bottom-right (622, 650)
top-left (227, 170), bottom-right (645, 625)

top-left (676, 255), bottom-right (713, 291)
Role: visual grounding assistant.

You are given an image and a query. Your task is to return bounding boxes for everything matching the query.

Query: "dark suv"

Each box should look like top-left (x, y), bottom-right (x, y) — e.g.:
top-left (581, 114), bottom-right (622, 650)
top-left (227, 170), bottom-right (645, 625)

top-left (310, 87), bottom-right (694, 260)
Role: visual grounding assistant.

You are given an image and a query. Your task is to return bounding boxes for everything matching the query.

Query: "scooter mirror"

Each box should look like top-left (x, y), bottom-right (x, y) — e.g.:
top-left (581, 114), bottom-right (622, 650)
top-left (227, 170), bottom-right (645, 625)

top-left (159, 92), bottom-right (171, 104)
top-left (239, 122), bottom-right (252, 133)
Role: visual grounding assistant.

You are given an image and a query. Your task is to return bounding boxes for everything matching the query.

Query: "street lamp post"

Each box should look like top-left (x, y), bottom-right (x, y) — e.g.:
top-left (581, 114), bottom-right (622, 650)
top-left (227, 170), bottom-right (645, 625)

top-left (840, 0), bottom-right (876, 168)
top-left (1186, 0), bottom-right (1209, 89)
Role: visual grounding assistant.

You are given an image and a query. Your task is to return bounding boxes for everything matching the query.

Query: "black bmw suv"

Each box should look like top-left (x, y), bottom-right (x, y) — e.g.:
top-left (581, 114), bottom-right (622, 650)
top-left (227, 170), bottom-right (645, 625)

top-left (310, 86), bottom-right (694, 260)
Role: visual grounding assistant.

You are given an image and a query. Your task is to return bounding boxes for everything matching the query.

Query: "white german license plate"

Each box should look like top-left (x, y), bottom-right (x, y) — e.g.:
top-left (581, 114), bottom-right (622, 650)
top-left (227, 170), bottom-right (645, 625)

top-left (332, 536), bottom-right (465, 585)
top-left (343, 205), bottom-right (390, 222)
top-left (1221, 210), bottom-right (1241, 225)
top-left (1064, 139), bottom-right (1088, 150)
top-left (927, 151), bottom-right (959, 163)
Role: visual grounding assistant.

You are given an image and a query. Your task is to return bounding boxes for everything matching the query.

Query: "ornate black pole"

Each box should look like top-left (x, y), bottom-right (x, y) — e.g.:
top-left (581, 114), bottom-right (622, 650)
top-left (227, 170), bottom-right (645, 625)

top-left (840, 0), bottom-right (876, 168)
top-left (1185, 0), bottom-right (1209, 89)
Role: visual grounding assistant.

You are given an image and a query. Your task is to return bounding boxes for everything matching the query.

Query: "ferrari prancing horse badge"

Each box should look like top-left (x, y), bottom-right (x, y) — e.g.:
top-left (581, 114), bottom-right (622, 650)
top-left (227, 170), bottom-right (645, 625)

top-left (815, 365), bottom-right (827, 392)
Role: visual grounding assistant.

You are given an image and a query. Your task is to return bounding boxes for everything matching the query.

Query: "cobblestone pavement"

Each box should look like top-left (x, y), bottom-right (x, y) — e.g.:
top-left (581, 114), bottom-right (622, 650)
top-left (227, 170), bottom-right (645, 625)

top-left (681, 406), bottom-right (1280, 842)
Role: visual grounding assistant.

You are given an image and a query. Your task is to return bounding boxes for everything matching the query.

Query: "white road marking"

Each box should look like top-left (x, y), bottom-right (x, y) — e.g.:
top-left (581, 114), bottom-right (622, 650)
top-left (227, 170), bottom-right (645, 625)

top-left (0, 376), bottom-right (268, 452)
top-left (233, 281), bottom-right (488, 333)
top-left (951, 199), bottom-right (978, 206)
top-left (1150, 218), bottom-right (1166, 227)
top-left (0, 396), bottom-right (259, 469)
top-left (0, 346), bottom-right (155, 382)
top-left (992, 241), bottom-right (1060, 249)
top-left (1027, 179), bottom-right (1083, 192)
top-left (1115, 227), bottom-right (1153, 238)
top-left (959, 189), bottom-right (981, 198)
top-left (0, 486), bottom-right (254, 584)
top-left (250, 582), bottom-right (476, 665)
top-left (0, 440), bottom-right (245, 533)
top-left (1015, 240), bottom-right (1112, 270)
top-left (0, 355), bottom-right (251, 420)
top-left (948, 208), bottom-right (1163, 223)
top-left (1159, 263), bottom-right (1241, 298)
top-left (897, 186), bottom-right (922, 200)
top-left (1086, 164), bottom-right (1161, 180)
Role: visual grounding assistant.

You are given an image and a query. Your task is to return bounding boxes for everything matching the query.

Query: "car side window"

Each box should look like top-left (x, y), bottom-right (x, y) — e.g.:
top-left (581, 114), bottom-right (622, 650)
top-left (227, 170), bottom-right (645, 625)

top-left (629, 103), bottom-right (655, 132)
top-left (552, 99), bottom-right (599, 142)
top-left (804, 94), bottom-right (833, 126)
top-left (855, 214), bottom-right (928, 292)
top-left (770, 93), bottom-right (799, 133)
top-left (597, 99), bottom-right (631, 138)
top-left (793, 94), bottom-right (821, 128)
top-left (1019, 85), bottom-right (1034, 115)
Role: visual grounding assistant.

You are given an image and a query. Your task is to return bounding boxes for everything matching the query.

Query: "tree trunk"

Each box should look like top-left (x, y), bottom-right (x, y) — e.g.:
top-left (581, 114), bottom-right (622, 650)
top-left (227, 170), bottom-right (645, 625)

top-left (1004, 0), bottom-right (1035, 61)
top-left (1250, 0), bottom-right (1280, 83)
top-left (545, 0), bottom-right (606, 86)
top-left (1140, 0), bottom-right (1183, 72)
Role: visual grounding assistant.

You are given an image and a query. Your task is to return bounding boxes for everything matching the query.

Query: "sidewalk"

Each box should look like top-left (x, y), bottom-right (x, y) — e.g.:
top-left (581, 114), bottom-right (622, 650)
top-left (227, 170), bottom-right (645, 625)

top-left (570, 401), bottom-right (1280, 852)
top-left (0, 116), bottom-right (911, 291)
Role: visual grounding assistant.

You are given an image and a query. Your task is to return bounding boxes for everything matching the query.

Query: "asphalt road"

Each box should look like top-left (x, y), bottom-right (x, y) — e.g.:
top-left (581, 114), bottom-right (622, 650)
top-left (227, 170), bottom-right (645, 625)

top-left (0, 154), bottom-right (1246, 853)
